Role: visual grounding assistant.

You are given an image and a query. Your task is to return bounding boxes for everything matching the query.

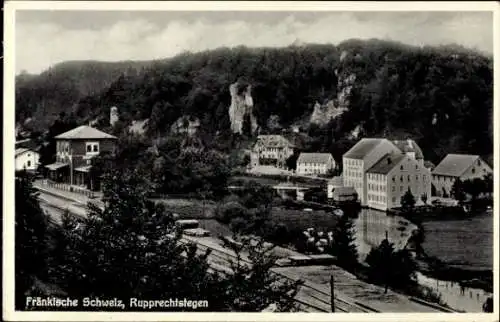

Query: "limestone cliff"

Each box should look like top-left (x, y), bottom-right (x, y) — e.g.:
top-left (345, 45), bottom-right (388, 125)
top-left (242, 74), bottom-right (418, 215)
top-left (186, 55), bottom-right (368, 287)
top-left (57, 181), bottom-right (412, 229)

top-left (228, 82), bottom-right (258, 134)
top-left (310, 99), bottom-right (348, 126)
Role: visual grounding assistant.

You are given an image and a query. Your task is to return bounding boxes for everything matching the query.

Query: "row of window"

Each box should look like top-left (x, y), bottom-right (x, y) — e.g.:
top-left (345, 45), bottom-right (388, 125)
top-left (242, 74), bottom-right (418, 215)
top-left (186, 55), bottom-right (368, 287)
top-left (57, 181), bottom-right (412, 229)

top-left (345, 159), bottom-right (362, 166)
top-left (368, 194), bottom-right (386, 203)
top-left (299, 163), bottom-right (328, 168)
top-left (368, 183), bottom-right (386, 192)
top-left (345, 170), bottom-right (362, 178)
top-left (86, 143), bottom-right (99, 153)
top-left (391, 174), bottom-right (427, 183)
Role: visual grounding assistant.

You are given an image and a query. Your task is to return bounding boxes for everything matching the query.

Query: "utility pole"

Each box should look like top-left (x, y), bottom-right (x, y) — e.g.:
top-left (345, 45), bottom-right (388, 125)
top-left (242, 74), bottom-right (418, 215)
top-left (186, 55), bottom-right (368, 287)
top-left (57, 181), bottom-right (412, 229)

top-left (330, 275), bottom-right (335, 312)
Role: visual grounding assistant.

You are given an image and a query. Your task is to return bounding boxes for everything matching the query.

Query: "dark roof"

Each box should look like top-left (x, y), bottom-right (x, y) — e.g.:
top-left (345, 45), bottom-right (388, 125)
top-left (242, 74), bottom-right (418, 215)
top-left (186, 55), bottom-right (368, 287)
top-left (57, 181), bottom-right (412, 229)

top-left (366, 153), bottom-right (406, 175)
top-left (332, 186), bottom-right (358, 197)
top-left (392, 139), bottom-right (424, 159)
top-left (343, 138), bottom-right (386, 160)
top-left (297, 153), bottom-right (333, 164)
top-left (55, 125), bottom-right (117, 140)
top-left (432, 154), bottom-right (481, 177)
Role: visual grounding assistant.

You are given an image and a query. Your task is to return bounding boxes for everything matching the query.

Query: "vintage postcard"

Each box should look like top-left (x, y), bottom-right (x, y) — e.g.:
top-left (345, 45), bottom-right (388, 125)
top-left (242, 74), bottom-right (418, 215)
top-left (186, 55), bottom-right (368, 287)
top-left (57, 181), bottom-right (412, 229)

top-left (3, 1), bottom-right (499, 321)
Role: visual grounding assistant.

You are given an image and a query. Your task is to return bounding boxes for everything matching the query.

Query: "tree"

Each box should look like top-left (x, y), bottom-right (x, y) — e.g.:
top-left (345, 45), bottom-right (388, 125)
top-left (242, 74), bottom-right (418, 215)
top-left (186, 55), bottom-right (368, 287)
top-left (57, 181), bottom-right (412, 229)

top-left (482, 297), bottom-right (493, 312)
top-left (285, 152), bottom-right (300, 171)
top-left (420, 193), bottom-right (428, 205)
top-left (222, 236), bottom-right (303, 311)
top-left (366, 238), bottom-right (394, 294)
top-left (366, 238), bottom-right (418, 293)
top-left (330, 214), bottom-right (359, 271)
top-left (400, 188), bottom-right (416, 211)
top-left (450, 179), bottom-right (466, 203)
top-left (15, 170), bottom-right (51, 309)
top-left (462, 178), bottom-right (483, 201)
top-left (52, 170), bottom-right (225, 307)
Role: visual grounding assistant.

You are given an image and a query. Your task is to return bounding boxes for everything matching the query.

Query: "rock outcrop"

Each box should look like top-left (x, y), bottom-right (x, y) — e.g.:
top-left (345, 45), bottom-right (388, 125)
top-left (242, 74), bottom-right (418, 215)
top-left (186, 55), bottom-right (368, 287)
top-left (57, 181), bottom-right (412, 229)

top-left (310, 100), bottom-right (348, 126)
top-left (228, 82), bottom-right (258, 134)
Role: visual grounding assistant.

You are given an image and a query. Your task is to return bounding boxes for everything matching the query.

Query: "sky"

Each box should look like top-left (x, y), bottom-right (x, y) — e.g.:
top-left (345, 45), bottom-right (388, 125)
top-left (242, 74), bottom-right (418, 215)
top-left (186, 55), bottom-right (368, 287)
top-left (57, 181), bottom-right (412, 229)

top-left (15, 10), bottom-right (494, 75)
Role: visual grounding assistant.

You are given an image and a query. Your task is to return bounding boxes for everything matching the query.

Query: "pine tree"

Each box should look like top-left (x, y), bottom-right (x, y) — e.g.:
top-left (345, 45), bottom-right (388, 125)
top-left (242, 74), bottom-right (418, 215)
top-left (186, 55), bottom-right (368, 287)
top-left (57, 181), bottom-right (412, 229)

top-left (331, 214), bottom-right (359, 271)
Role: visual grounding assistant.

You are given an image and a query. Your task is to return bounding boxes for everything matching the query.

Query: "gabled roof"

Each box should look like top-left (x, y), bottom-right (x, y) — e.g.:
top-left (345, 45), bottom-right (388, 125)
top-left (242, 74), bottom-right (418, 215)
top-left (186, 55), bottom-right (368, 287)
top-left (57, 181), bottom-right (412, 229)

top-left (332, 186), bottom-right (358, 197)
top-left (297, 153), bottom-right (333, 164)
top-left (366, 153), bottom-right (406, 175)
top-left (392, 139), bottom-right (424, 159)
top-left (255, 135), bottom-right (293, 148)
top-left (328, 175), bottom-right (343, 186)
top-left (432, 154), bottom-right (481, 177)
top-left (15, 147), bottom-right (36, 157)
top-left (55, 125), bottom-right (117, 140)
top-left (343, 138), bottom-right (388, 160)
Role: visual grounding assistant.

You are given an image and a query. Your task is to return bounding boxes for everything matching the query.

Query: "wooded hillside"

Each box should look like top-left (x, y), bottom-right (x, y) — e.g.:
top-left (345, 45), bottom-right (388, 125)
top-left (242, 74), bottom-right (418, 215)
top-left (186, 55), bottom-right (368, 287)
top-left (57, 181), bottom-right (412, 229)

top-left (16, 39), bottom-right (493, 164)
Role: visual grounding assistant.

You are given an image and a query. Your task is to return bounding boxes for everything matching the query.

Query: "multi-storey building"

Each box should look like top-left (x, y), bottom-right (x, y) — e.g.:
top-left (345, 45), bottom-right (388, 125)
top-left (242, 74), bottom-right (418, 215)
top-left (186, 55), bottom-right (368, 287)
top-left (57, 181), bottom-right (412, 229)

top-left (45, 125), bottom-right (117, 190)
top-left (432, 154), bottom-right (493, 197)
top-left (366, 152), bottom-right (431, 211)
top-left (296, 153), bottom-right (336, 175)
top-left (250, 135), bottom-right (294, 169)
top-left (342, 138), bottom-right (401, 205)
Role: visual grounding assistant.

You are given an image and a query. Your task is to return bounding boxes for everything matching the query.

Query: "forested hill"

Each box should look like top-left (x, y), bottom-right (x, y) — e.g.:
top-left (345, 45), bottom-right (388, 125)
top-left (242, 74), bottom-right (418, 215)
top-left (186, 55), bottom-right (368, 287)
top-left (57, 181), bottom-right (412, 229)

top-left (15, 60), bottom-right (153, 130)
top-left (16, 39), bottom-right (493, 164)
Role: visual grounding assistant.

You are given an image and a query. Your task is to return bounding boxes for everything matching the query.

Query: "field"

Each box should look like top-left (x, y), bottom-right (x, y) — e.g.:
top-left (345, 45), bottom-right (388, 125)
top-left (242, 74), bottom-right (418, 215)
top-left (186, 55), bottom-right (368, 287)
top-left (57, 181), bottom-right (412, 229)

top-left (421, 212), bottom-right (493, 271)
top-left (152, 198), bottom-right (217, 219)
top-left (269, 207), bottom-right (338, 233)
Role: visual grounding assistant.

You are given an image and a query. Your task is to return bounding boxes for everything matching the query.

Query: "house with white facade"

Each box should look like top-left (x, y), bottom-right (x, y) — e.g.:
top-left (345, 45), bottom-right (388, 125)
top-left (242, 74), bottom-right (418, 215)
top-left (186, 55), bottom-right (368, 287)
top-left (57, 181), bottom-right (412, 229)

top-left (342, 138), bottom-right (401, 205)
top-left (432, 154), bottom-right (493, 197)
top-left (15, 148), bottom-right (40, 171)
top-left (296, 153), bottom-right (335, 175)
top-left (250, 135), bottom-right (294, 169)
top-left (366, 153), bottom-right (432, 211)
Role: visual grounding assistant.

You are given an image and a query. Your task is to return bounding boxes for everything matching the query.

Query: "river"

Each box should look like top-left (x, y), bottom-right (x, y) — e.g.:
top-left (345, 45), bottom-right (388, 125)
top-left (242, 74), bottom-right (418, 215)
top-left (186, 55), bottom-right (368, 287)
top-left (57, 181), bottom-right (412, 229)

top-left (354, 208), bottom-right (493, 312)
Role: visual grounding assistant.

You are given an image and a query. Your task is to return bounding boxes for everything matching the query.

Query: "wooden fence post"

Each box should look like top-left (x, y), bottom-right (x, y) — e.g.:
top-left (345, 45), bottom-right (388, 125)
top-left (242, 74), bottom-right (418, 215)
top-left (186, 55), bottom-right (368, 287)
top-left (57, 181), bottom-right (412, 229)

top-left (330, 275), bottom-right (335, 312)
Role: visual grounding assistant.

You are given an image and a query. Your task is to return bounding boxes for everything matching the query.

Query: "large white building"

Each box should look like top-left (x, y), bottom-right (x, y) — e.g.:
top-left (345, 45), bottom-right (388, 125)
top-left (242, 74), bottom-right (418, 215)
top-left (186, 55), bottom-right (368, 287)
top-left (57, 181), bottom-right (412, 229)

top-left (342, 138), bottom-right (401, 205)
top-left (366, 153), bottom-right (431, 211)
top-left (15, 148), bottom-right (39, 171)
top-left (432, 154), bottom-right (493, 197)
top-left (296, 153), bottom-right (335, 175)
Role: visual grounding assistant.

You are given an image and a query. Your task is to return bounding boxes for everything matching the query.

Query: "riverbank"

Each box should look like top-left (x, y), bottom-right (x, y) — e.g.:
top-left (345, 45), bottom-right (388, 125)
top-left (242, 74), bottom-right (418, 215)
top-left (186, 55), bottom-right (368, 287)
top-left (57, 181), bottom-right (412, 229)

top-left (387, 207), bottom-right (493, 294)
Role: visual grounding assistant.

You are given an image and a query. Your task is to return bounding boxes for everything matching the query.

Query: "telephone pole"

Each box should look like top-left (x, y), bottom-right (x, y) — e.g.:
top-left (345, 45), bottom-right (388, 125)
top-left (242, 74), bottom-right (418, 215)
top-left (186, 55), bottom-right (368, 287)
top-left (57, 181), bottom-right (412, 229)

top-left (330, 275), bottom-right (335, 312)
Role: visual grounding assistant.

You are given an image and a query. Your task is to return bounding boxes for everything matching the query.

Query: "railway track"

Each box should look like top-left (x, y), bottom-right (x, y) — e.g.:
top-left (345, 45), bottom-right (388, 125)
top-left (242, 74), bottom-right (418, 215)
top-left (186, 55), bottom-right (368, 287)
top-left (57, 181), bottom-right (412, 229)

top-left (179, 237), bottom-right (376, 313)
top-left (39, 190), bottom-right (377, 313)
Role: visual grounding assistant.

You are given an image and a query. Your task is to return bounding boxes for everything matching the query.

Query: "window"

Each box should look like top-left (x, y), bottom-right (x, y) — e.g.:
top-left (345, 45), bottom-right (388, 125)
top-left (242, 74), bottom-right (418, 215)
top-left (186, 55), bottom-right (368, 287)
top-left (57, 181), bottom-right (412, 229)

top-left (87, 145), bottom-right (92, 152)
top-left (416, 165), bottom-right (418, 170)
top-left (416, 175), bottom-right (419, 181)
top-left (471, 168), bottom-right (475, 174)
top-left (400, 165), bottom-right (404, 170)
top-left (423, 175), bottom-right (426, 181)
top-left (392, 197), bottom-right (396, 203)
top-left (27, 153), bottom-right (31, 157)
top-left (400, 176), bottom-right (403, 182)
top-left (27, 160), bottom-right (31, 167)
top-left (400, 186), bottom-right (403, 192)
top-left (392, 186), bottom-right (395, 192)
top-left (392, 177), bottom-right (395, 182)
top-left (408, 175), bottom-right (411, 182)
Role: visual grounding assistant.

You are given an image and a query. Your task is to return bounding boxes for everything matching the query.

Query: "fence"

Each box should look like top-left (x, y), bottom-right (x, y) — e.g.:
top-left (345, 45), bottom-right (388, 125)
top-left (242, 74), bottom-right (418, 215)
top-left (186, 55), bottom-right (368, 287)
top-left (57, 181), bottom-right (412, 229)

top-left (42, 180), bottom-right (96, 199)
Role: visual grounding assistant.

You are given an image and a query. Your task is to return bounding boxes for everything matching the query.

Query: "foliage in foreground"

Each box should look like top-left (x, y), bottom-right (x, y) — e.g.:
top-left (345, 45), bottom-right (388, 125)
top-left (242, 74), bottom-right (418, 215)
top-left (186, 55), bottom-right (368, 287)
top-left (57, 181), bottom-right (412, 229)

top-left (19, 170), bottom-right (301, 311)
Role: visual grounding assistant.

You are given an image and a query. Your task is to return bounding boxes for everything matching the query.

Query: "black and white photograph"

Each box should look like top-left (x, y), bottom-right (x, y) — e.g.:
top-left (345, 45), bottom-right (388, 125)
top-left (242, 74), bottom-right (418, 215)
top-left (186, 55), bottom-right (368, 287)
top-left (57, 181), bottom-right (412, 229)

top-left (3, 1), bottom-right (498, 320)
